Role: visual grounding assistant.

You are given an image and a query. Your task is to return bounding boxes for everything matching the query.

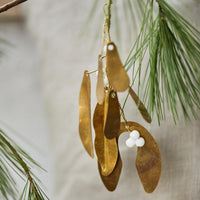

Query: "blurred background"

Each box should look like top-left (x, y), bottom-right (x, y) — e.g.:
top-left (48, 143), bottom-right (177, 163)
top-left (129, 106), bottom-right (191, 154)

top-left (0, 0), bottom-right (200, 200)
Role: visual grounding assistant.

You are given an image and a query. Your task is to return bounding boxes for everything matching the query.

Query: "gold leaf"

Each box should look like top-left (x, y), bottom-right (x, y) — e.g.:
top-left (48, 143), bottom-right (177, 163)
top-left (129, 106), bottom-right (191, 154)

top-left (106, 42), bottom-right (130, 92)
top-left (96, 54), bottom-right (105, 105)
top-left (104, 90), bottom-right (120, 139)
top-left (93, 103), bottom-right (118, 176)
top-left (128, 86), bottom-right (152, 123)
top-left (119, 122), bottom-right (161, 193)
top-left (79, 70), bottom-right (94, 158)
top-left (98, 151), bottom-right (122, 191)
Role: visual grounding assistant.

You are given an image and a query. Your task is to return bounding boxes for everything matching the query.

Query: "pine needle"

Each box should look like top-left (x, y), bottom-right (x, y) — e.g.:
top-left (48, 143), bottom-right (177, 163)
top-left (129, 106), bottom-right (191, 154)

top-left (124, 0), bottom-right (200, 124)
top-left (0, 129), bottom-right (48, 200)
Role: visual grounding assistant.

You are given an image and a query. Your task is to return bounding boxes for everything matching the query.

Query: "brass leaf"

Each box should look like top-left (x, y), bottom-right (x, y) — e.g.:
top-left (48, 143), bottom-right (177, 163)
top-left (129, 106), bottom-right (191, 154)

top-left (96, 54), bottom-right (105, 105)
top-left (98, 151), bottom-right (122, 191)
top-left (119, 121), bottom-right (161, 193)
top-left (93, 103), bottom-right (118, 176)
top-left (128, 86), bottom-right (152, 123)
top-left (79, 70), bottom-right (94, 158)
top-left (106, 42), bottom-right (130, 92)
top-left (104, 90), bottom-right (120, 139)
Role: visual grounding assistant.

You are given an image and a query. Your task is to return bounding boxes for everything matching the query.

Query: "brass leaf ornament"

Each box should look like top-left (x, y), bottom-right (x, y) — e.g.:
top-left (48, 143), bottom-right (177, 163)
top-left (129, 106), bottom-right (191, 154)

top-left (93, 103), bottom-right (118, 176)
top-left (96, 54), bottom-right (105, 105)
top-left (106, 42), bottom-right (130, 92)
top-left (136, 147), bottom-right (161, 193)
top-left (104, 90), bottom-right (120, 139)
top-left (119, 121), bottom-right (161, 193)
top-left (79, 70), bottom-right (94, 158)
top-left (78, 39), bottom-right (161, 193)
top-left (98, 152), bottom-right (122, 191)
top-left (129, 86), bottom-right (152, 123)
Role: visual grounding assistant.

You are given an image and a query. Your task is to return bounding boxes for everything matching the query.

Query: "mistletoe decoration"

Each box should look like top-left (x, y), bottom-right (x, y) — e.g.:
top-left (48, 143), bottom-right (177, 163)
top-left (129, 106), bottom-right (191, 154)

top-left (79, 0), bottom-right (162, 192)
top-left (79, 0), bottom-right (200, 193)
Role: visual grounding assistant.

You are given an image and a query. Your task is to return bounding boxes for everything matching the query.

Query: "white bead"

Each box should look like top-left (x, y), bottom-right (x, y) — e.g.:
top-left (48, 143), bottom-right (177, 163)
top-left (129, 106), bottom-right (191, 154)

top-left (135, 137), bottom-right (145, 147)
top-left (125, 138), bottom-right (135, 148)
top-left (108, 44), bottom-right (114, 51)
top-left (130, 130), bottom-right (140, 140)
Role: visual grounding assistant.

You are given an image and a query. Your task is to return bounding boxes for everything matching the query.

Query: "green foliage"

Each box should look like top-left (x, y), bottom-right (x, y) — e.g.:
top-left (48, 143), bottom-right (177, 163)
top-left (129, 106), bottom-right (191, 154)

top-left (124, 0), bottom-right (200, 123)
top-left (0, 129), bottom-right (48, 200)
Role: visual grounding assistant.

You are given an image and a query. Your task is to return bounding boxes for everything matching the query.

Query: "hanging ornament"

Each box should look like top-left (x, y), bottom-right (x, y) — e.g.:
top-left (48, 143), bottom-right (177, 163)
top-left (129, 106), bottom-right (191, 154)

top-left (78, 0), bottom-right (161, 194)
top-left (78, 58), bottom-right (162, 193)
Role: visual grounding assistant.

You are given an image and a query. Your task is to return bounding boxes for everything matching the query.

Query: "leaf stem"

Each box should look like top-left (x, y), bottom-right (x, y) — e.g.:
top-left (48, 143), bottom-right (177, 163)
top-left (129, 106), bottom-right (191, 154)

top-left (119, 104), bottom-right (131, 132)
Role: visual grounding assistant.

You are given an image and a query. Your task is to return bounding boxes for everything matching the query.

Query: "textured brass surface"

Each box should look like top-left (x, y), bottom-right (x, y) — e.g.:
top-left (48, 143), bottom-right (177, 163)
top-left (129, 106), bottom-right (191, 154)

top-left (79, 70), bottom-right (94, 158)
top-left (96, 54), bottom-right (105, 105)
top-left (106, 42), bottom-right (130, 92)
top-left (119, 121), bottom-right (161, 193)
top-left (128, 86), bottom-right (152, 123)
top-left (104, 91), bottom-right (120, 139)
top-left (98, 151), bottom-right (122, 191)
top-left (93, 103), bottom-right (118, 176)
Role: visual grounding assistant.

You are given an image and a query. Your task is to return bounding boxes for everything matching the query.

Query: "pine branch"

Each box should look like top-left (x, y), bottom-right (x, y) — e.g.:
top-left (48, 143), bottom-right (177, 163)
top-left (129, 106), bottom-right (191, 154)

top-left (124, 0), bottom-right (200, 124)
top-left (0, 0), bottom-right (27, 14)
top-left (0, 129), bottom-right (48, 200)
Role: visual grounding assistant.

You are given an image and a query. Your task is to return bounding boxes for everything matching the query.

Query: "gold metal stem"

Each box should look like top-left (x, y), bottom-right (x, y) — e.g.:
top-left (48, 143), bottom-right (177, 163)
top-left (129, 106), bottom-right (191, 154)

top-left (86, 69), bottom-right (98, 75)
top-left (119, 104), bottom-right (130, 132)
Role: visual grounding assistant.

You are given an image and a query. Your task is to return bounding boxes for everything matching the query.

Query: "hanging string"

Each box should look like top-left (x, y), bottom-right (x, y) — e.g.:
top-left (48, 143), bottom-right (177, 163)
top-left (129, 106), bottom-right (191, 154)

top-left (106, 0), bottom-right (112, 42)
top-left (101, 0), bottom-right (112, 54)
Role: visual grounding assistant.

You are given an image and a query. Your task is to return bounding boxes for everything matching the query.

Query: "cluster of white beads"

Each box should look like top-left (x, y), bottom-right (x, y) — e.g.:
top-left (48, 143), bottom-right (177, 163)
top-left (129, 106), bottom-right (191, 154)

top-left (125, 130), bottom-right (145, 148)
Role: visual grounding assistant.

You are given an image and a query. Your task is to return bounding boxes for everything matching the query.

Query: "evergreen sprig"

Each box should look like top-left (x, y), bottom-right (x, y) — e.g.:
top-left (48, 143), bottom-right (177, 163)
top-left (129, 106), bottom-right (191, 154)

top-left (0, 129), bottom-right (48, 200)
top-left (124, 0), bottom-right (200, 123)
